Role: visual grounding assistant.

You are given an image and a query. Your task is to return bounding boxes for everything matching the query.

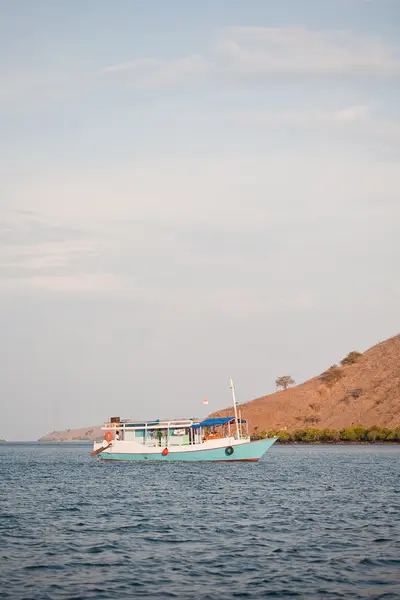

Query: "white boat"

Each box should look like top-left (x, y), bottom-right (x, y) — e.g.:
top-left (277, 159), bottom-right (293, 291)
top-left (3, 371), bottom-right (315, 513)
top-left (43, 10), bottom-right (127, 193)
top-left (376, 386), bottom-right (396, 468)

top-left (91, 380), bottom-right (278, 462)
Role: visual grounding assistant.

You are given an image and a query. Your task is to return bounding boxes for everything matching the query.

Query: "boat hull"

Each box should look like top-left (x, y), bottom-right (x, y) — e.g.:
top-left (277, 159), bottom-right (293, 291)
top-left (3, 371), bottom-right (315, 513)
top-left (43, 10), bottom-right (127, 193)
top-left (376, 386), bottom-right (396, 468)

top-left (97, 438), bottom-right (277, 462)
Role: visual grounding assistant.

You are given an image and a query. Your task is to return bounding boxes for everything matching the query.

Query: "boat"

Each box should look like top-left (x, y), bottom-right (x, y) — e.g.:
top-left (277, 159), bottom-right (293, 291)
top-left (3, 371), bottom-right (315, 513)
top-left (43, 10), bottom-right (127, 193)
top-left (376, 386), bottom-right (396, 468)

top-left (91, 380), bottom-right (278, 462)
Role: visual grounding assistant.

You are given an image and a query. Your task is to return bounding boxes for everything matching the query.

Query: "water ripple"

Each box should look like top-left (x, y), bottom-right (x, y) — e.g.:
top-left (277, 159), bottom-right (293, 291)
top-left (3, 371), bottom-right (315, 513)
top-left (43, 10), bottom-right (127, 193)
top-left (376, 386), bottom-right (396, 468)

top-left (0, 443), bottom-right (399, 599)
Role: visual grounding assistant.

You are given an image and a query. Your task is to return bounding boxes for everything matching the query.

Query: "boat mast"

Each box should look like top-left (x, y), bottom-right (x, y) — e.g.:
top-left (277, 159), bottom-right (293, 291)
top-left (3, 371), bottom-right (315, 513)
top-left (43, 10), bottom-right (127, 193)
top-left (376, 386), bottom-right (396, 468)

top-left (229, 378), bottom-right (241, 440)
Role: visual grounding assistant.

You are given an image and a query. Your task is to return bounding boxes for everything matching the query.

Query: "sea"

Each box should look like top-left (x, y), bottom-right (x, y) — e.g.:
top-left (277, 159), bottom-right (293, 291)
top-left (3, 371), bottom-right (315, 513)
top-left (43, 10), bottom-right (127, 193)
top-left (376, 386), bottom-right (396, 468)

top-left (0, 443), bottom-right (399, 600)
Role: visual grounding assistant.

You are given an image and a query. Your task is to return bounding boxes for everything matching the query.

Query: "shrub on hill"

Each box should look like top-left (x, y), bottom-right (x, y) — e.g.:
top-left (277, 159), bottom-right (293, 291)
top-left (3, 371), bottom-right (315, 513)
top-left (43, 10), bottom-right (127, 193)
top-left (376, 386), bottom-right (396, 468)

top-left (319, 366), bottom-right (344, 386)
top-left (340, 426), bottom-right (368, 441)
top-left (365, 426), bottom-right (392, 442)
top-left (387, 427), bottom-right (400, 441)
top-left (320, 428), bottom-right (340, 442)
top-left (251, 426), bottom-right (400, 443)
top-left (340, 351), bottom-right (362, 366)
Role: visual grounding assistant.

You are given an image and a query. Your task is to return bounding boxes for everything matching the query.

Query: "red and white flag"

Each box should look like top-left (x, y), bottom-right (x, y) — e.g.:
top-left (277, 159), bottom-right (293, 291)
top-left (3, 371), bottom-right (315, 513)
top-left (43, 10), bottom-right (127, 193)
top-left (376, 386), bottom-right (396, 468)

top-left (201, 399), bottom-right (209, 405)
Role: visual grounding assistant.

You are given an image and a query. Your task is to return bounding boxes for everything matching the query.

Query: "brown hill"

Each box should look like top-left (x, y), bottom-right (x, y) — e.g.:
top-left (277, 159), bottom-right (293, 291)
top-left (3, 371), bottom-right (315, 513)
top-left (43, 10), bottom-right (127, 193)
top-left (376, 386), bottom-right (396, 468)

top-left (39, 426), bottom-right (103, 442)
top-left (39, 334), bottom-right (400, 441)
top-left (210, 334), bottom-right (400, 434)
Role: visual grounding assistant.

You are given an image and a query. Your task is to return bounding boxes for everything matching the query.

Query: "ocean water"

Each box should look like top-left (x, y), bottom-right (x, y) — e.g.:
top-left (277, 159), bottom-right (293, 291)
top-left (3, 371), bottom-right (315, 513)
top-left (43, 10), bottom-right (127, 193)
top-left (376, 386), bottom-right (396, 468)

top-left (0, 444), bottom-right (399, 600)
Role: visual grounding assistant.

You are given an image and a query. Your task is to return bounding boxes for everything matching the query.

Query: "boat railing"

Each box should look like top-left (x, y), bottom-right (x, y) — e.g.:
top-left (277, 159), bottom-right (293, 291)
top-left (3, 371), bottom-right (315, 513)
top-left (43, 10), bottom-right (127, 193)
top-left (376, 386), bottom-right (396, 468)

top-left (103, 419), bottom-right (196, 431)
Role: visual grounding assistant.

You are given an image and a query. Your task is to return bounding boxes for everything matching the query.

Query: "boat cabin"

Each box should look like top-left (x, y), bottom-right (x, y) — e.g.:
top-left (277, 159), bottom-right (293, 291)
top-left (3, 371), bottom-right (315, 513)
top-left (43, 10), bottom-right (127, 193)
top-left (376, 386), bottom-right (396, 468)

top-left (103, 416), bottom-right (249, 446)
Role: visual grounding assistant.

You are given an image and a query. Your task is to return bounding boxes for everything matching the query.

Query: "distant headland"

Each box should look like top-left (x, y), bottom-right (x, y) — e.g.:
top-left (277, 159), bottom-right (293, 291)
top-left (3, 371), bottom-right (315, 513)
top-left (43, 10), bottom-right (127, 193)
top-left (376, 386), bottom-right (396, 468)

top-left (39, 334), bottom-right (400, 443)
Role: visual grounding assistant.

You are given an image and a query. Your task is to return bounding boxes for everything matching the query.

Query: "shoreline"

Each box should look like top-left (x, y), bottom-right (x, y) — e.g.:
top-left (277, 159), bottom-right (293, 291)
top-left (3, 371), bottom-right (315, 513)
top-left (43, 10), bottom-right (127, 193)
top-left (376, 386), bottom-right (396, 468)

top-left (273, 440), bottom-right (400, 445)
top-left (0, 440), bottom-right (399, 446)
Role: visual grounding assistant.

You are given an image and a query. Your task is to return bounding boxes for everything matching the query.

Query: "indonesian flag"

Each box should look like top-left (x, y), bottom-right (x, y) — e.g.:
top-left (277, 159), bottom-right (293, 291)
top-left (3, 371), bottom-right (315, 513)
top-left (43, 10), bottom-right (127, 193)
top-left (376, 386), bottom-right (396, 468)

top-left (202, 399), bottom-right (209, 405)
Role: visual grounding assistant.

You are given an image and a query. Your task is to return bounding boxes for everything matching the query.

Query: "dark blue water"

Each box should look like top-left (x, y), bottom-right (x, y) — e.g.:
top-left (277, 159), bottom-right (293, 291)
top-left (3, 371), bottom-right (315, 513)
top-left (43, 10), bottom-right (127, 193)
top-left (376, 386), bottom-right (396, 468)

top-left (0, 444), bottom-right (399, 600)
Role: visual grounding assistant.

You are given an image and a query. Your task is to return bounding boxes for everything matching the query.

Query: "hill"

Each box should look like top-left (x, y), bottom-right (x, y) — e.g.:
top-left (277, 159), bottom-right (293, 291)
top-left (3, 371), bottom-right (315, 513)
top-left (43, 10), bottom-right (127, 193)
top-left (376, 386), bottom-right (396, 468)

top-left (210, 334), bottom-right (400, 434)
top-left (39, 334), bottom-right (400, 441)
top-left (39, 426), bottom-right (103, 442)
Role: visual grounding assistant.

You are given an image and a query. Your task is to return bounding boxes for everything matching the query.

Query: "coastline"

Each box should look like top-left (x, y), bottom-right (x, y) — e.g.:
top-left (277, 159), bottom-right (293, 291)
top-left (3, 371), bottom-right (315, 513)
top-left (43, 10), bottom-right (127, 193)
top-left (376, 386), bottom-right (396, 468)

top-left (273, 440), bottom-right (400, 445)
top-left (1, 440), bottom-right (398, 446)
top-left (30, 423), bottom-right (400, 446)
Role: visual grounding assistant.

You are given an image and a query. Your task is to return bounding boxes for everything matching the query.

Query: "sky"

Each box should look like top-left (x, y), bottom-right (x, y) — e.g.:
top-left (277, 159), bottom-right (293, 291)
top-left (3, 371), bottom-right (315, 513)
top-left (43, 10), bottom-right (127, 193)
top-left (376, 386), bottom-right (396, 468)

top-left (0, 0), bottom-right (399, 440)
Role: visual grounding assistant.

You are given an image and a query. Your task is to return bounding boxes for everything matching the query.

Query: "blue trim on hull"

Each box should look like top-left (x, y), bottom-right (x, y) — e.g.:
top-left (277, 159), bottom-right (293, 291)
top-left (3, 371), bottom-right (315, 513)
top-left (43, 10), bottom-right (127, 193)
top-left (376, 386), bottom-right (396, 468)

top-left (98, 438), bottom-right (278, 462)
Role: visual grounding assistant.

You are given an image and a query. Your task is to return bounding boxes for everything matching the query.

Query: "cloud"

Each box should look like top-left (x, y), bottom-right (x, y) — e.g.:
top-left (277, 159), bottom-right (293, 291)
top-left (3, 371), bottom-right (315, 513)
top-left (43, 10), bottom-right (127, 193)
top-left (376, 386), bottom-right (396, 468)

top-left (228, 104), bottom-right (400, 150)
top-left (105, 58), bottom-right (161, 74)
top-left (0, 240), bottom-right (100, 270)
top-left (5, 152), bottom-right (400, 229)
top-left (0, 273), bottom-right (137, 294)
top-left (193, 289), bottom-right (320, 318)
top-left (105, 26), bottom-right (400, 88)
top-left (234, 104), bottom-right (369, 127)
top-left (215, 27), bottom-right (400, 77)
top-left (0, 212), bottom-right (102, 270)
top-left (104, 54), bottom-right (206, 88)
top-left (3, 26), bottom-right (399, 110)
top-left (336, 105), bottom-right (369, 123)
top-left (0, 213), bottom-right (116, 292)
top-left (0, 64), bottom-right (94, 111)
top-left (1, 148), bottom-right (398, 308)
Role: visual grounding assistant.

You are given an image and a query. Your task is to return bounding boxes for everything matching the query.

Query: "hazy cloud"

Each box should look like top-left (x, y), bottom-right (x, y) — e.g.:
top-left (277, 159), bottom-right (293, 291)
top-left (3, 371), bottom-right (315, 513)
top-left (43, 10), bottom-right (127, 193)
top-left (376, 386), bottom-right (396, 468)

top-left (229, 104), bottom-right (400, 149)
top-left (0, 273), bottom-right (137, 294)
top-left (106, 26), bottom-right (400, 88)
top-left (105, 55), bottom-right (207, 87)
top-left (215, 27), bottom-right (400, 77)
top-left (234, 105), bottom-right (369, 126)
top-left (0, 240), bottom-right (99, 270)
top-left (3, 26), bottom-right (399, 111)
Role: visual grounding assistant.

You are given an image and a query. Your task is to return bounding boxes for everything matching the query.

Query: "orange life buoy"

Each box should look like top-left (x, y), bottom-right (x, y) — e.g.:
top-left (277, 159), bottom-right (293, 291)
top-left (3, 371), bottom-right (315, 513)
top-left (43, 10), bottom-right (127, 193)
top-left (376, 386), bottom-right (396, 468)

top-left (104, 431), bottom-right (113, 443)
top-left (162, 448), bottom-right (169, 456)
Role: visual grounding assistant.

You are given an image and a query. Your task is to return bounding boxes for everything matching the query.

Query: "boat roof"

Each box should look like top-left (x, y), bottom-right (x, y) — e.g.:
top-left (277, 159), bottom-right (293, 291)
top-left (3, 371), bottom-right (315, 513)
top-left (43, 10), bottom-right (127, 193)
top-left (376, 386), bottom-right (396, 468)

top-left (191, 417), bottom-right (247, 429)
top-left (103, 416), bottom-right (247, 430)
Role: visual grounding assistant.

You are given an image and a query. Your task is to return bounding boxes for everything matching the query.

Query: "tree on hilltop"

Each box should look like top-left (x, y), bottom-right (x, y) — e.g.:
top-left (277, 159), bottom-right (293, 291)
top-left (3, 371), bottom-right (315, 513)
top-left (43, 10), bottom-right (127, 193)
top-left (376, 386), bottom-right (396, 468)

top-left (275, 375), bottom-right (295, 391)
